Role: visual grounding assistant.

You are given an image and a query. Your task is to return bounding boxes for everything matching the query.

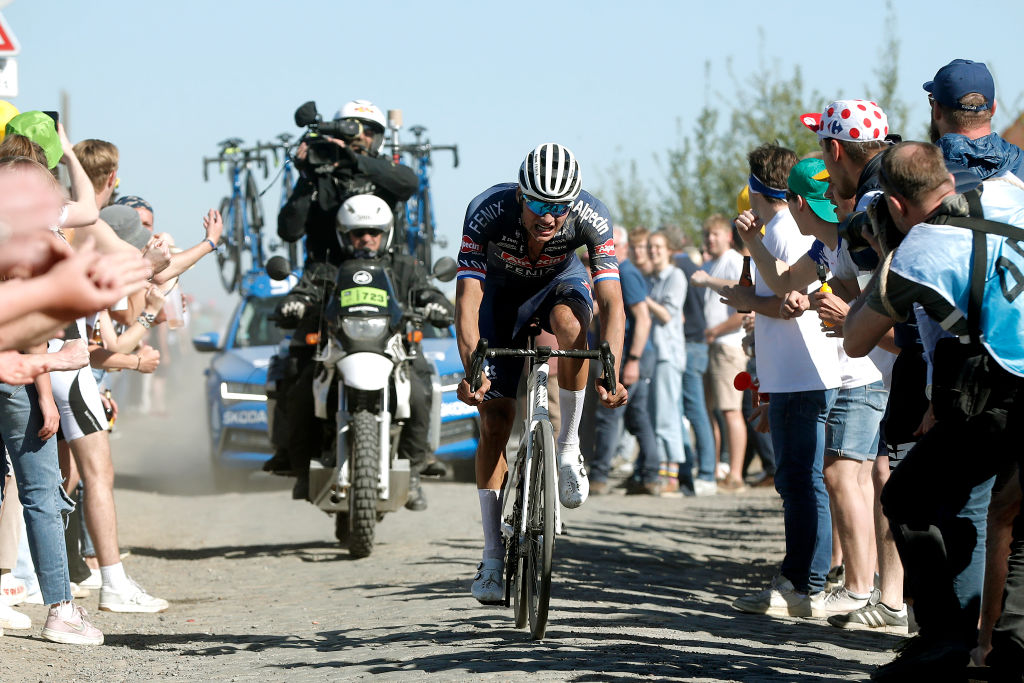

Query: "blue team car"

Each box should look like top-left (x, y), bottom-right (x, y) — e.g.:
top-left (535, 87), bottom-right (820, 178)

top-left (193, 271), bottom-right (478, 484)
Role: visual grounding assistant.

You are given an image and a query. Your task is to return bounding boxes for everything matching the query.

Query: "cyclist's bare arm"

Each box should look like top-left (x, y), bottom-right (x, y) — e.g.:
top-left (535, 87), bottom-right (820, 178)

top-left (592, 279), bottom-right (627, 408)
top-left (455, 277), bottom-right (488, 404)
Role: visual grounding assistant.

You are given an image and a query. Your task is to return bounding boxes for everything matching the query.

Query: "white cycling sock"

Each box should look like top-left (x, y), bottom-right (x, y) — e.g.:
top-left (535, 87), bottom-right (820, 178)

top-left (100, 562), bottom-right (131, 592)
top-left (478, 489), bottom-right (503, 562)
top-left (557, 388), bottom-right (585, 465)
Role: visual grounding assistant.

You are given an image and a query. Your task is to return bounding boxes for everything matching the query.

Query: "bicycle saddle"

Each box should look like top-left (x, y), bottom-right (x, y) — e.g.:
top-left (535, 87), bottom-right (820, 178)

top-left (219, 137), bottom-right (243, 149)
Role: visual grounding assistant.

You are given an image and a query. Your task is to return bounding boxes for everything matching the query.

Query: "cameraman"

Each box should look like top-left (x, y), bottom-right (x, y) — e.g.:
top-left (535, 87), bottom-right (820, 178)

top-left (274, 195), bottom-right (453, 509)
top-left (844, 142), bottom-right (1024, 681)
top-left (278, 99), bottom-right (417, 266)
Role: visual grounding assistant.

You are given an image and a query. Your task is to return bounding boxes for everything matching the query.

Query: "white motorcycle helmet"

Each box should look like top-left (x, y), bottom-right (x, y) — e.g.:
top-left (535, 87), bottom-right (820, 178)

top-left (336, 194), bottom-right (394, 257)
top-left (333, 100), bottom-right (387, 155)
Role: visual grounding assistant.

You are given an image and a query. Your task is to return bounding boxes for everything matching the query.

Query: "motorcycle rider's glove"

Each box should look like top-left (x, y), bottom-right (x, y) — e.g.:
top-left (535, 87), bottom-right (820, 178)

top-left (274, 299), bottom-right (307, 328)
top-left (424, 301), bottom-right (453, 327)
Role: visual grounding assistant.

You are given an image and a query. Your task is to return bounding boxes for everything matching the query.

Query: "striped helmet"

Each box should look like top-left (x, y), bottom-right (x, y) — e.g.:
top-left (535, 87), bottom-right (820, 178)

top-left (518, 143), bottom-right (582, 203)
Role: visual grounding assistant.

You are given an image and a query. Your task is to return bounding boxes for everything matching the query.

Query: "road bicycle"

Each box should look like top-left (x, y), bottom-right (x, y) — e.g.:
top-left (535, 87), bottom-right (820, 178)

top-left (468, 324), bottom-right (615, 639)
top-left (387, 121), bottom-right (458, 267)
top-left (258, 133), bottom-right (304, 268)
top-left (202, 139), bottom-right (269, 293)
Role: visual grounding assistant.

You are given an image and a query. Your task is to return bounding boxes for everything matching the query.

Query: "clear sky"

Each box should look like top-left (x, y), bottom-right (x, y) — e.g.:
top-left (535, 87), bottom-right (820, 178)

top-left (6, 0), bottom-right (1024, 313)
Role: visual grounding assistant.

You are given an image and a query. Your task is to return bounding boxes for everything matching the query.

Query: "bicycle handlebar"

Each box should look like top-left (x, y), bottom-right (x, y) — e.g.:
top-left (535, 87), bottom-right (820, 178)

top-left (468, 339), bottom-right (616, 395)
top-left (202, 148), bottom-right (270, 182)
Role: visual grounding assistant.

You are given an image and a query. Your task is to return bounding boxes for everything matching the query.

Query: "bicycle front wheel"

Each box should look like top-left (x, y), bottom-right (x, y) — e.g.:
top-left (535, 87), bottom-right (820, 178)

top-left (526, 419), bottom-right (556, 639)
top-left (216, 196), bottom-right (242, 293)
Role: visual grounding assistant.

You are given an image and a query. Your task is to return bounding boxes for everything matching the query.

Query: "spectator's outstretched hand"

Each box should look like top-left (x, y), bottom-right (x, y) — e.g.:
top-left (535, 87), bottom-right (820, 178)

top-left (57, 122), bottom-right (75, 162)
top-left (203, 209), bottom-right (223, 245)
top-left (733, 210), bottom-right (762, 242)
top-left (42, 238), bottom-right (152, 320)
top-left (142, 237), bottom-right (172, 274)
top-left (135, 344), bottom-right (161, 373)
top-left (0, 231), bottom-right (73, 279)
top-left (813, 290), bottom-right (849, 332)
top-left (53, 338), bottom-right (90, 371)
top-left (0, 350), bottom-right (41, 385)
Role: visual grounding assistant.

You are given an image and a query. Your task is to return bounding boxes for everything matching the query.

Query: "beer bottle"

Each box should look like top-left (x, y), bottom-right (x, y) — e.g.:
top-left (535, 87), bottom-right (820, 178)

top-left (736, 256), bottom-right (753, 313)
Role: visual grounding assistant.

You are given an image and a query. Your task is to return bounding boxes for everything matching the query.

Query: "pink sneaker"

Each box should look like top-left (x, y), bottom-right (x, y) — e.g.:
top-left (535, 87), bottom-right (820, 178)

top-left (41, 604), bottom-right (104, 645)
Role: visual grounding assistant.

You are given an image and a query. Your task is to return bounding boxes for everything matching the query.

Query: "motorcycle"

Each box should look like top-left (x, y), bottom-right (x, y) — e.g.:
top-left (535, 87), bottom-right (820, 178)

top-left (266, 254), bottom-right (455, 558)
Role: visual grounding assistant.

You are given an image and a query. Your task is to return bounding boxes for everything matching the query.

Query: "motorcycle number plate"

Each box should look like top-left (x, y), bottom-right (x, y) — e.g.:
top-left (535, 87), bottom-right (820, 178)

top-left (339, 287), bottom-right (388, 308)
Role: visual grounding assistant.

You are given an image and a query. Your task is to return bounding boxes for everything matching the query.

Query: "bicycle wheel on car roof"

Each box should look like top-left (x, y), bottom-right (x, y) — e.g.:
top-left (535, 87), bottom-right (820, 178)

top-left (526, 419), bottom-right (555, 639)
top-left (216, 196), bottom-right (242, 293)
top-left (244, 170), bottom-right (265, 266)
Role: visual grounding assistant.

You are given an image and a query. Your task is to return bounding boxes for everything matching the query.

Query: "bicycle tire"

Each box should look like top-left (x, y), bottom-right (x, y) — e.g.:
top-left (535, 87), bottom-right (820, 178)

top-left (216, 196), bottom-right (242, 293)
top-left (507, 453), bottom-right (527, 629)
top-left (245, 171), bottom-right (265, 265)
top-left (526, 419), bottom-right (555, 639)
top-left (348, 409), bottom-right (379, 559)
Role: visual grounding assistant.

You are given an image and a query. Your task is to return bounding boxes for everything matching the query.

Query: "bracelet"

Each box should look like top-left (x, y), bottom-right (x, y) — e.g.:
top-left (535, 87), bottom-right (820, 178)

top-left (205, 238), bottom-right (217, 252)
top-left (136, 355), bottom-right (142, 370)
top-left (136, 315), bottom-right (152, 329)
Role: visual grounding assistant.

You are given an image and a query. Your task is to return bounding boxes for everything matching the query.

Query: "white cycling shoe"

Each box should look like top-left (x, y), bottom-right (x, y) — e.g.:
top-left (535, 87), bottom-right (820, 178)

top-left (471, 559), bottom-right (504, 605)
top-left (558, 448), bottom-right (589, 509)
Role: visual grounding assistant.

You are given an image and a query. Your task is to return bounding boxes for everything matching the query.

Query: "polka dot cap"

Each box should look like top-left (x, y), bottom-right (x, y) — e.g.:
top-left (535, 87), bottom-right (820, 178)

top-left (798, 99), bottom-right (889, 142)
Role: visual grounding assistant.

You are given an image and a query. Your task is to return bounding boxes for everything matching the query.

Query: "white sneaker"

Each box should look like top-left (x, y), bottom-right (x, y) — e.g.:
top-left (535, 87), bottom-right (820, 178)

top-left (99, 578), bottom-right (169, 613)
top-left (716, 462), bottom-right (731, 481)
top-left (0, 602), bottom-right (31, 630)
top-left (815, 586), bottom-right (870, 617)
top-left (732, 575), bottom-right (812, 617)
top-left (557, 448), bottom-right (589, 509)
top-left (693, 479), bottom-right (718, 497)
top-left (70, 582), bottom-right (90, 599)
top-left (78, 569), bottom-right (102, 591)
top-left (471, 559), bottom-right (504, 605)
top-left (21, 589), bottom-right (43, 605)
top-left (0, 574), bottom-right (26, 606)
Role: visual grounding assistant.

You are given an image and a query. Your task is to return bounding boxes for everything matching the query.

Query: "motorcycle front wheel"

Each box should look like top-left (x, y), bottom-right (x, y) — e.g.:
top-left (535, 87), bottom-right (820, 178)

top-left (348, 409), bottom-right (379, 559)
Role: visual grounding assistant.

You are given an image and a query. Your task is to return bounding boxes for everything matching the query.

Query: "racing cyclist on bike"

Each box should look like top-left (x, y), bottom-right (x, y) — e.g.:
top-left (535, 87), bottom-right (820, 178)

top-left (456, 143), bottom-right (628, 604)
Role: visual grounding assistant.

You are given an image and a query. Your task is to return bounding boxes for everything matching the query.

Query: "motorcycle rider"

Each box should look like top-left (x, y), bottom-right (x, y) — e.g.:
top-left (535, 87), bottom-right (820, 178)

top-left (267, 99), bottom-right (420, 481)
top-left (273, 194), bottom-right (454, 509)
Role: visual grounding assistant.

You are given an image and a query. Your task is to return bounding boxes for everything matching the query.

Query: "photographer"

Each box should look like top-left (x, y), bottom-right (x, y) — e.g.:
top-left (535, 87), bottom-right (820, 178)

top-left (277, 100), bottom-right (417, 266)
top-left (843, 142), bottom-right (1024, 681)
top-left (273, 195), bottom-right (453, 509)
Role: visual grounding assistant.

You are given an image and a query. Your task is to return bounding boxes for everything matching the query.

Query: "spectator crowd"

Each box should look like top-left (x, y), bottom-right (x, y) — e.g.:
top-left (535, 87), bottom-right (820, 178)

top-left (580, 58), bottom-right (1024, 681)
top-left (0, 103), bottom-right (222, 645)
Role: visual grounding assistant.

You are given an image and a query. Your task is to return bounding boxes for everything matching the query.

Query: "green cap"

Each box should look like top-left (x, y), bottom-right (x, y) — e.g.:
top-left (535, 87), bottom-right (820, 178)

top-left (787, 158), bottom-right (837, 224)
top-left (5, 111), bottom-right (62, 169)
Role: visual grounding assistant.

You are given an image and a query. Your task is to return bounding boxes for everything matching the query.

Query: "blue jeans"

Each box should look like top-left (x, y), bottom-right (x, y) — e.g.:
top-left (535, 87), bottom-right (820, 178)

top-left (591, 350), bottom-right (659, 484)
top-left (651, 360), bottom-right (688, 466)
top-left (770, 388), bottom-right (837, 594)
top-left (683, 342), bottom-right (716, 482)
top-left (0, 382), bottom-right (73, 604)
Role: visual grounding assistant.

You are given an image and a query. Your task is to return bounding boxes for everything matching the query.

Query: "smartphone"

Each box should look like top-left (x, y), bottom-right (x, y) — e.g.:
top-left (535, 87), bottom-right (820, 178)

top-left (42, 110), bottom-right (59, 126)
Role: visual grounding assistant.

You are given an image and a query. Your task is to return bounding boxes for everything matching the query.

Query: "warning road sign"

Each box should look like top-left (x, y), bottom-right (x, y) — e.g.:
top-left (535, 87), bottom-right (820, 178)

top-left (0, 13), bottom-right (19, 56)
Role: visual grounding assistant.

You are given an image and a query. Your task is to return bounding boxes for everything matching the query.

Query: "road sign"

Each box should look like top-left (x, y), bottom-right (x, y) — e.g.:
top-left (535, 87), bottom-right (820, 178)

top-left (0, 58), bottom-right (16, 97)
top-left (0, 13), bottom-right (19, 55)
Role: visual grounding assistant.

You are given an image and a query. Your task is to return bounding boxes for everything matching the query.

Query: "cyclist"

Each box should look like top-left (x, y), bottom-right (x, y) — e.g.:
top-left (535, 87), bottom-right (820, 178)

top-left (274, 195), bottom-right (453, 506)
top-left (456, 143), bottom-right (628, 604)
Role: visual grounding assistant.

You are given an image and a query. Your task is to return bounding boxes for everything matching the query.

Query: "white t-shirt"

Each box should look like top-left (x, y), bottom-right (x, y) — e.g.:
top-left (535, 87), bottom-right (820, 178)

top-left (700, 248), bottom-right (745, 347)
top-left (810, 238), bottom-right (895, 389)
top-left (753, 209), bottom-right (841, 393)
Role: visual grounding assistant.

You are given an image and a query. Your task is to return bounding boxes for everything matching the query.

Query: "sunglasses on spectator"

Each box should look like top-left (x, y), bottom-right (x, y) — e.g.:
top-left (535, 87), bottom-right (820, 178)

top-left (524, 198), bottom-right (572, 217)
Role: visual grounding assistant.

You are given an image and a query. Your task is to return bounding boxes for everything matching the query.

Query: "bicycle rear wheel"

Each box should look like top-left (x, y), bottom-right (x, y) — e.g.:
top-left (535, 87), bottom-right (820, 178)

top-left (526, 419), bottom-right (555, 639)
top-left (245, 171), bottom-right (265, 266)
top-left (216, 196), bottom-right (242, 293)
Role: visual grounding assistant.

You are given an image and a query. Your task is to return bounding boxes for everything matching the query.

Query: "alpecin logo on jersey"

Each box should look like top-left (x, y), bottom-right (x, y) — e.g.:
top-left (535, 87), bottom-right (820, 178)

top-left (499, 251), bottom-right (569, 269)
top-left (461, 236), bottom-right (483, 254)
top-left (595, 238), bottom-right (615, 257)
top-left (570, 200), bottom-right (610, 235)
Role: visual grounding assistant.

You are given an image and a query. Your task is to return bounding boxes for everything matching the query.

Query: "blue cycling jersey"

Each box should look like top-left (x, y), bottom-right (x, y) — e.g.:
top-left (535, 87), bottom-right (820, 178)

top-left (458, 183), bottom-right (619, 288)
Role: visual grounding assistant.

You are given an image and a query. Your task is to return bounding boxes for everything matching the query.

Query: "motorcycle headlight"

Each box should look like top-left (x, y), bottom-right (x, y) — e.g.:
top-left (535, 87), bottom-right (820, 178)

top-left (341, 316), bottom-right (388, 341)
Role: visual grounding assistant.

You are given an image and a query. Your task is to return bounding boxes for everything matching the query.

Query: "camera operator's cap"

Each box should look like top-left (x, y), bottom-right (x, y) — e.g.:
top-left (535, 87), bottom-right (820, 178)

top-left (923, 59), bottom-right (994, 111)
top-left (5, 111), bottom-right (62, 168)
top-left (0, 101), bottom-right (19, 141)
top-left (100, 205), bottom-right (150, 250)
top-left (787, 158), bottom-right (838, 224)
top-left (800, 100), bottom-right (889, 142)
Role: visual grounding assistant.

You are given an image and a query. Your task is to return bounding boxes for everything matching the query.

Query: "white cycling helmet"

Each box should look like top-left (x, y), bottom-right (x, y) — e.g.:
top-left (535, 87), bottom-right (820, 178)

top-left (333, 99), bottom-right (387, 154)
top-left (518, 142), bottom-right (582, 204)
top-left (336, 194), bottom-right (394, 256)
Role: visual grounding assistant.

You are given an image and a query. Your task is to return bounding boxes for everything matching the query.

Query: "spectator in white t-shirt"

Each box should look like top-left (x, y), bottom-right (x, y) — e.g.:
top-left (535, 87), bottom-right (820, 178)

top-left (689, 214), bottom-right (747, 492)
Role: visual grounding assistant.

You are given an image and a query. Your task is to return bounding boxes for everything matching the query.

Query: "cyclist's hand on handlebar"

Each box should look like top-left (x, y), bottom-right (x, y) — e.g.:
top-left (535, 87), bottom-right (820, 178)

top-left (203, 209), bottom-right (223, 244)
top-left (596, 379), bottom-right (628, 409)
top-left (457, 374), bottom-right (489, 406)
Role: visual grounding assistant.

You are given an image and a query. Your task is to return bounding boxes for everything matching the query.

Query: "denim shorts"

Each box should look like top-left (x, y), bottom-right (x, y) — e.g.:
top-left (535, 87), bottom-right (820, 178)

top-left (825, 380), bottom-right (888, 461)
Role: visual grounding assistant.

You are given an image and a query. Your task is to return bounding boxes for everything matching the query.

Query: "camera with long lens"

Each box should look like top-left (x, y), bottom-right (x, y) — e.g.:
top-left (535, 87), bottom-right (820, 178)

top-left (293, 101), bottom-right (366, 168)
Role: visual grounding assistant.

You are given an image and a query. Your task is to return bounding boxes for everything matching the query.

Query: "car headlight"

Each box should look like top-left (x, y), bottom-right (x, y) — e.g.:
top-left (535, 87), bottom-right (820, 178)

top-left (341, 316), bottom-right (388, 341)
top-left (220, 382), bottom-right (267, 402)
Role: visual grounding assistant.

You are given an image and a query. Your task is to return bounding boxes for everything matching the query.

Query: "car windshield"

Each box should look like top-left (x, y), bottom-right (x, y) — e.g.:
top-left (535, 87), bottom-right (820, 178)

top-left (234, 296), bottom-right (289, 348)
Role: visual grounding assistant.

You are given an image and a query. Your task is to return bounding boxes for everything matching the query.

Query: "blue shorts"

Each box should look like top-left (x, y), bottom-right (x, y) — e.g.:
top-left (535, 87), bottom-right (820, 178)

top-left (478, 264), bottom-right (594, 400)
top-left (824, 381), bottom-right (888, 461)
